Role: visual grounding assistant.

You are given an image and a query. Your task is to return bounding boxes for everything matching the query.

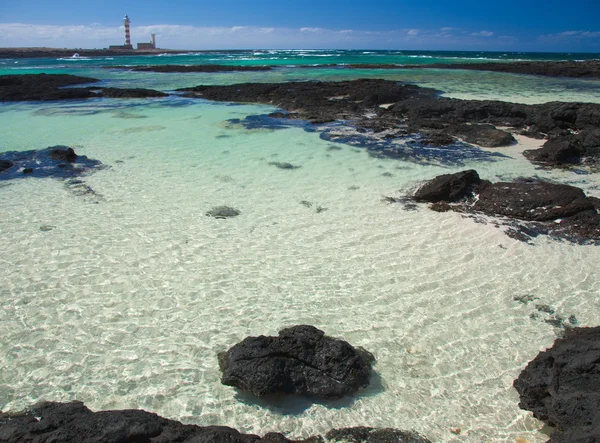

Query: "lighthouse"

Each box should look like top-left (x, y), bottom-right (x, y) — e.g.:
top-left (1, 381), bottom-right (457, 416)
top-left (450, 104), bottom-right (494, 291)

top-left (124, 15), bottom-right (131, 46)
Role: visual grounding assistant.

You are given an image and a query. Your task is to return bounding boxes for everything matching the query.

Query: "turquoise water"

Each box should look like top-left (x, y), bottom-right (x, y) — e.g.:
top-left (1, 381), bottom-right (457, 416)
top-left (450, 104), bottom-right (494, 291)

top-left (3, 49), bottom-right (600, 104)
top-left (1, 50), bottom-right (600, 443)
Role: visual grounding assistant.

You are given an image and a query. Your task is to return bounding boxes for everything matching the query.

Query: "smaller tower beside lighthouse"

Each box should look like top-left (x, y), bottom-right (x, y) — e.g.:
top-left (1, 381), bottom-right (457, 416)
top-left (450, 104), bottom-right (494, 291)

top-left (124, 15), bottom-right (132, 47)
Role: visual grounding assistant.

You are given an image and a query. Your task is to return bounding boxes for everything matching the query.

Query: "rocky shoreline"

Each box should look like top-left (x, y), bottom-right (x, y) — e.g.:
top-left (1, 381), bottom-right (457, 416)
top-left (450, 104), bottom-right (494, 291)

top-left (104, 64), bottom-right (273, 72)
top-left (0, 74), bottom-right (168, 101)
top-left (300, 60), bottom-right (600, 79)
top-left (179, 78), bottom-right (600, 169)
top-left (0, 401), bottom-right (431, 443)
top-left (1, 326), bottom-right (598, 442)
top-left (2, 74), bottom-right (598, 171)
top-left (0, 47), bottom-right (191, 59)
top-left (409, 170), bottom-right (600, 244)
top-left (405, 60), bottom-right (600, 79)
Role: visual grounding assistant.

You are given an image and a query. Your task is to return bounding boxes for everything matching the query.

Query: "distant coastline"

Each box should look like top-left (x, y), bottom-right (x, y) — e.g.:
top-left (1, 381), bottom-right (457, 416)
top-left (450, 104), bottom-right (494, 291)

top-left (0, 47), bottom-right (195, 59)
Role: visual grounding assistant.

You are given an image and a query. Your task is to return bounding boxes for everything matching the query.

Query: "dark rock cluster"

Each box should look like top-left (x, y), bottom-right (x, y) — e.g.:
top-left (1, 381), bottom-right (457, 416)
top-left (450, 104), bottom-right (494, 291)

top-left (0, 74), bottom-right (168, 101)
top-left (0, 73), bottom-right (100, 101)
top-left (514, 327), bottom-right (600, 443)
top-left (298, 60), bottom-right (600, 79)
top-left (106, 64), bottom-right (273, 73)
top-left (405, 60), bottom-right (600, 79)
top-left (412, 170), bottom-right (600, 244)
top-left (218, 325), bottom-right (374, 400)
top-left (178, 79), bottom-right (600, 169)
top-left (91, 87), bottom-right (168, 98)
top-left (0, 401), bottom-right (431, 443)
top-left (0, 146), bottom-right (103, 180)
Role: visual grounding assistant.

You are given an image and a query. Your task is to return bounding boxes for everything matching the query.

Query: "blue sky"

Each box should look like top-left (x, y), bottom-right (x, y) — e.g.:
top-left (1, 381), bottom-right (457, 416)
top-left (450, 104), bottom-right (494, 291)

top-left (1, 0), bottom-right (599, 51)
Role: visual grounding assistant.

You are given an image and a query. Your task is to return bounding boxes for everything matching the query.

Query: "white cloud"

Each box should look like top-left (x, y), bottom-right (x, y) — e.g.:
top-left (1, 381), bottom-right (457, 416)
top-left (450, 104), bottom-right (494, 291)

top-left (538, 30), bottom-right (600, 40)
top-left (299, 27), bottom-right (323, 33)
top-left (471, 30), bottom-right (494, 37)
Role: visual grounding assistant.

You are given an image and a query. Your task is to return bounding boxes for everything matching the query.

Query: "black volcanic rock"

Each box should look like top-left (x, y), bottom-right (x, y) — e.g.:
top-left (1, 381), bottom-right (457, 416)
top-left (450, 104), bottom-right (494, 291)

top-left (0, 159), bottom-right (14, 173)
top-left (0, 401), bottom-right (431, 443)
top-left (411, 170), bottom-right (600, 243)
top-left (0, 74), bottom-right (99, 101)
top-left (206, 206), bottom-right (241, 219)
top-left (448, 124), bottom-right (516, 147)
top-left (413, 170), bottom-right (486, 203)
top-left (524, 127), bottom-right (600, 167)
top-left (405, 60), bottom-right (600, 79)
top-left (524, 138), bottom-right (583, 165)
top-left (107, 64), bottom-right (273, 73)
top-left (297, 60), bottom-right (600, 79)
top-left (0, 74), bottom-right (168, 101)
top-left (179, 79), bottom-right (600, 168)
top-left (473, 180), bottom-right (594, 221)
top-left (0, 146), bottom-right (102, 180)
top-left (514, 327), bottom-right (600, 443)
top-left (49, 146), bottom-right (77, 162)
top-left (325, 427), bottom-right (431, 443)
top-left (95, 87), bottom-right (169, 98)
top-left (218, 325), bottom-right (374, 399)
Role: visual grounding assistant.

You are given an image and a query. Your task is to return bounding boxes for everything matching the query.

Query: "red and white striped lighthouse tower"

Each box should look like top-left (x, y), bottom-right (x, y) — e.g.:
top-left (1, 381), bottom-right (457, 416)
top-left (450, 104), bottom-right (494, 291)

top-left (123, 15), bottom-right (131, 46)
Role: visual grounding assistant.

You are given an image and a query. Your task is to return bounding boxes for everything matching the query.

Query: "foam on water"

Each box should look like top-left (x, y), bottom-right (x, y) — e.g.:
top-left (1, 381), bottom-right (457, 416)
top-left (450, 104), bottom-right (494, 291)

top-left (1, 97), bottom-right (600, 442)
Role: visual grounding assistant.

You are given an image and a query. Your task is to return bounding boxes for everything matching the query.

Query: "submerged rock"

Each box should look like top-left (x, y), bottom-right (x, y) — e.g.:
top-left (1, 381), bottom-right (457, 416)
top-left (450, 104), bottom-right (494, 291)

top-left (218, 325), bottom-right (374, 400)
top-left (325, 427), bottom-right (431, 443)
top-left (514, 327), bottom-right (600, 443)
top-left (0, 146), bottom-right (102, 180)
top-left (268, 162), bottom-right (301, 169)
top-left (0, 401), bottom-right (431, 443)
top-left (206, 206), bottom-right (241, 218)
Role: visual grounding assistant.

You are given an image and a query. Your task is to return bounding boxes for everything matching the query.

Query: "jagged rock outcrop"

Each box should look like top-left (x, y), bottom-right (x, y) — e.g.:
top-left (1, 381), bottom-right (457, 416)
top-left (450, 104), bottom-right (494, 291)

top-left (218, 325), bottom-right (374, 400)
top-left (0, 74), bottom-right (99, 101)
top-left (472, 180), bottom-right (595, 221)
top-left (0, 401), bottom-right (431, 443)
top-left (513, 327), bottom-right (600, 443)
top-left (413, 169), bottom-right (488, 203)
top-left (0, 74), bottom-right (168, 101)
top-left (411, 170), bottom-right (600, 244)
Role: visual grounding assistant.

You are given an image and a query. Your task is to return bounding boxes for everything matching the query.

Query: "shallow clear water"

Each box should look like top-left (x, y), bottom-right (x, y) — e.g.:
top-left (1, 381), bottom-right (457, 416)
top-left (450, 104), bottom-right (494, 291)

top-left (1, 51), bottom-right (600, 443)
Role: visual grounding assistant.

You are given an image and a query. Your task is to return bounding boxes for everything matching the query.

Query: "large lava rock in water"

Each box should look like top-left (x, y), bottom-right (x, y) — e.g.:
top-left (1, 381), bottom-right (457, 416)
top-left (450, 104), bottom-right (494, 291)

top-left (413, 169), bottom-right (487, 203)
top-left (473, 180), bottom-right (594, 221)
top-left (513, 327), bottom-right (600, 443)
top-left (218, 325), bottom-right (374, 400)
